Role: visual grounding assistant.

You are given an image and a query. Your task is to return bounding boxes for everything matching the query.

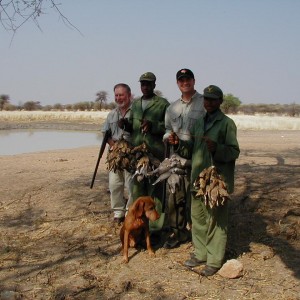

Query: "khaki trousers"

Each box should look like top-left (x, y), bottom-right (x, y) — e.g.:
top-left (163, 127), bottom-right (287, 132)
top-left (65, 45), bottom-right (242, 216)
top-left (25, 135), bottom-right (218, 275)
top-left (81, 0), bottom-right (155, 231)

top-left (109, 170), bottom-right (133, 218)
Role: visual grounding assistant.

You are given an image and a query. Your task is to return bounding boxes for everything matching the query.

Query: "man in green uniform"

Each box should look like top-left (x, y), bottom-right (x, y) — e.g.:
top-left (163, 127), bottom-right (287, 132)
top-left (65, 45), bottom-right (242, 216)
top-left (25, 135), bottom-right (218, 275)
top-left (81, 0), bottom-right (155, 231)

top-left (168, 85), bottom-right (240, 276)
top-left (118, 72), bottom-right (170, 233)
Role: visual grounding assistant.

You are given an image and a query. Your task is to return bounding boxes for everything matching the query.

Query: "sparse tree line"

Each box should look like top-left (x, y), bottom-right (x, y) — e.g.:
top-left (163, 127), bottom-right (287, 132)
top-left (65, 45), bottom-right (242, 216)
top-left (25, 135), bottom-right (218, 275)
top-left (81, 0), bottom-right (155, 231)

top-left (0, 92), bottom-right (299, 117)
top-left (0, 91), bottom-right (116, 112)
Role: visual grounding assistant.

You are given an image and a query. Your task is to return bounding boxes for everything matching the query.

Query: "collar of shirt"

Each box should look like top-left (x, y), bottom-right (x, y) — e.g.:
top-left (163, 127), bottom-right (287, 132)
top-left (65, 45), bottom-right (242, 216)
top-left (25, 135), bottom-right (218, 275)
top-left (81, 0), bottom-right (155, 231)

top-left (180, 90), bottom-right (197, 104)
top-left (141, 97), bottom-right (154, 111)
top-left (204, 109), bottom-right (220, 124)
top-left (117, 107), bottom-right (131, 119)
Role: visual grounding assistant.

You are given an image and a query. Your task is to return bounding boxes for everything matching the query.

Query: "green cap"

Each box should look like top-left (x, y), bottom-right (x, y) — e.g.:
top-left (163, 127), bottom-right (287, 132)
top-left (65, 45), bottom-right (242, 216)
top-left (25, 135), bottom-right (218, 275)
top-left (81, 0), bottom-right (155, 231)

top-left (139, 72), bottom-right (156, 82)
top-left (203, 85), bottom-right (223, 99)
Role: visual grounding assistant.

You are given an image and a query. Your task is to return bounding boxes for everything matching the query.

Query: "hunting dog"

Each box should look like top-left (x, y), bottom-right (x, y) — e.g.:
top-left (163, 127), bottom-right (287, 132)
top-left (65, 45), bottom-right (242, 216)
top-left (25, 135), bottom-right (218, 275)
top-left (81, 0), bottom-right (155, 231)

top-left (120, 196), bottom-right (160, 263)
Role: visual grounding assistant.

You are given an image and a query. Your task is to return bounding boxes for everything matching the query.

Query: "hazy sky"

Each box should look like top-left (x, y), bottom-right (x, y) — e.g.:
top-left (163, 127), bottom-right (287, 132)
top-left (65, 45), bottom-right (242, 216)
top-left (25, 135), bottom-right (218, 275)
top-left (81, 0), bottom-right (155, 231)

top-left (1, 0), bottom-right (299, 106)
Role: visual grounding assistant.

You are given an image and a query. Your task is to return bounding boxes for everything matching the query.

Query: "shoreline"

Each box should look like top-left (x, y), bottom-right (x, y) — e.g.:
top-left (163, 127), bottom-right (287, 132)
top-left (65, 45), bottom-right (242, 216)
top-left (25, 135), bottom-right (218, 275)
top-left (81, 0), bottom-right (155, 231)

top-left (0, 121), bottom-right (103, 131)
top-left (1, 121), bottom-right (300, 134)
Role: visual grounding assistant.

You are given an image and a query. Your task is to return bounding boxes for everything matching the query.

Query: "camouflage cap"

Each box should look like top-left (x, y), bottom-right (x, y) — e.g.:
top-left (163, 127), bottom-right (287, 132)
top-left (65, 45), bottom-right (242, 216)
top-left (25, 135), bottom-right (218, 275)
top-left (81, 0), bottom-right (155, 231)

top-left (139, 72), bottom-right (156, 82)
top-left (176, 68), bottom-right (194, 80)
top-left (203, 85), bottom-right (223, 99)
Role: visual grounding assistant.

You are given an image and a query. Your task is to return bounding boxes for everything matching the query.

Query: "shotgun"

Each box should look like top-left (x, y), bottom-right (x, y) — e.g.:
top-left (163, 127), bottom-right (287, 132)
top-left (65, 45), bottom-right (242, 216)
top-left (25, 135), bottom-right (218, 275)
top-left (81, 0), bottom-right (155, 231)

top-left (90, 129), bottom-right (111, 189)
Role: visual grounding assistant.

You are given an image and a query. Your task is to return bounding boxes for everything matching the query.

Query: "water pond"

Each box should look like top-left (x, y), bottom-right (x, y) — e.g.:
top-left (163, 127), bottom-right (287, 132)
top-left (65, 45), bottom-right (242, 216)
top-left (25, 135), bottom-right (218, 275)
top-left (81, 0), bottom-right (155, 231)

top-left (0, 129), bottom-right (102, 156)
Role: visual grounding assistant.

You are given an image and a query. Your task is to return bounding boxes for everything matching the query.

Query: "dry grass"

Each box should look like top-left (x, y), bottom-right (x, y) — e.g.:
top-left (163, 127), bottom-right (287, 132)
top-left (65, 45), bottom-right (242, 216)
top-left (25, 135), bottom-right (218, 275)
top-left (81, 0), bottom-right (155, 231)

top-left (0, 111), bottom-right (299, 130)
top-left (0, 111), bottom-right (110, 123)
top-left (229, 114), bottom-right (300, 130)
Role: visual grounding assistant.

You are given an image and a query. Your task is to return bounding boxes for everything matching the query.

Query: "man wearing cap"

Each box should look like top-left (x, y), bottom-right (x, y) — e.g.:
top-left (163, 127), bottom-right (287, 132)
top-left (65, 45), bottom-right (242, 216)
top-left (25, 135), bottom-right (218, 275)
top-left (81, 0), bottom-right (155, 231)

top-left (118, 72), bottom-right (170, 234)
top-left (162, 68), bottom-right (206, 249)
top-left (168, 85), bottom-right (240, 276)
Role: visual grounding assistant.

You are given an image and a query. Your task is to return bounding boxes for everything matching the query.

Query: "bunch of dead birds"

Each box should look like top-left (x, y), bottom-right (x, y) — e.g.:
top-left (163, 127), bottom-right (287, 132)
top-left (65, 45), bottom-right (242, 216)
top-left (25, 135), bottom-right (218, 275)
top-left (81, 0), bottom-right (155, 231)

top-left (106, 138), bottom-right (134, 173)
top-left (106, 138), bottom-right (160, 181)
top-left (149, 154), bottom-right (190, 193)
top-left (193, 165), bottom-right (230, 208)
top-left (106, 138), bottom-right (189, 192)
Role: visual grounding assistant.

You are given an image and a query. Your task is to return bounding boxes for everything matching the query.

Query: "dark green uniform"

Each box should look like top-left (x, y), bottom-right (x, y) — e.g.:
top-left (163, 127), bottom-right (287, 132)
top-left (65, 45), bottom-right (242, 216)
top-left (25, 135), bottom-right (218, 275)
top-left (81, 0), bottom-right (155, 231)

top-left (128, 95), bottom-right (170, 230)
top-left (129, 95), bottom-right (169, 161)
top-left (177, 109), bottom-right (240, 267)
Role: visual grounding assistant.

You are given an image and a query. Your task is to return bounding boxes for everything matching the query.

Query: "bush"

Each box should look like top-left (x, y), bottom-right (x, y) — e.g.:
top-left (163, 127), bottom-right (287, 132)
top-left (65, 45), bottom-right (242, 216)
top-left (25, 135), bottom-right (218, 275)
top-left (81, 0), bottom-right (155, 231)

top-left (2, 103), bottom-right (17, 111)
top-left (221, 94), bottom-right (241, 114)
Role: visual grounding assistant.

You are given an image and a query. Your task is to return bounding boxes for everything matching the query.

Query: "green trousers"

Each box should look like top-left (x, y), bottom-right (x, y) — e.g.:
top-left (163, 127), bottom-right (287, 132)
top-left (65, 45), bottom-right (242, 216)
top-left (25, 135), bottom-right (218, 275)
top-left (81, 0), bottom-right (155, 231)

top-left (132, 176), bottom-right (165, 231)
top-left (191, 194), bottom-right (228, 268)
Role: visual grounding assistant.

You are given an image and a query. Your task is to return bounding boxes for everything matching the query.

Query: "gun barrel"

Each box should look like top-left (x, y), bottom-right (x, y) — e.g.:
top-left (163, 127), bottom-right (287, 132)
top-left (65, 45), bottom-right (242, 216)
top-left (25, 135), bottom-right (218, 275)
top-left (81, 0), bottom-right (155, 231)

top-left (90, 129), bottom-right (111, 189)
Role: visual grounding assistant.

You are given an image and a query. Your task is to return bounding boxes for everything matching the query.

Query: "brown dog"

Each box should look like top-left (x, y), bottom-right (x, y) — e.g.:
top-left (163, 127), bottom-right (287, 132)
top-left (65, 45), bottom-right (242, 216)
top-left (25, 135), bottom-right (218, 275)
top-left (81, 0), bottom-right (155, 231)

top-left (120, 196), bottom-right (160, 263)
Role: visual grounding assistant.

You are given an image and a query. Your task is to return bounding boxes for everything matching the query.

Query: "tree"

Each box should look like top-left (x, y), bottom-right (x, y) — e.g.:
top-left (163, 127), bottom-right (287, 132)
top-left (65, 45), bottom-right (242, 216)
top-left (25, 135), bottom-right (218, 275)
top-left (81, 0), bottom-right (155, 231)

top-left (0, 0), bottom-right (79, 35)
top-left (155, 89), bottom-right (168, 101)
top-left (0, 94), bottom-right (10, 110)
top-left (154, 90), bottom-right (163, 97)
top-left (95, 91), bottom-right (108, 111)
top-left (287, 102), bottom-right (299, 117)
top-left (53, 103), bottom-right (64, 110)
top-left (221, 94), bottom-right (241, 114)
top-left (23, 101), bottom-right (42, 111)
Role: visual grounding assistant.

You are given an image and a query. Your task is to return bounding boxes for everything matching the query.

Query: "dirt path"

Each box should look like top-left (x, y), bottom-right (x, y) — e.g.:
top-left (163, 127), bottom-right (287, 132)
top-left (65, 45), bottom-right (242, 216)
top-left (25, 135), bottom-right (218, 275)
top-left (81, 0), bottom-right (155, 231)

top-left (0, 130), bottom-right (299, 299)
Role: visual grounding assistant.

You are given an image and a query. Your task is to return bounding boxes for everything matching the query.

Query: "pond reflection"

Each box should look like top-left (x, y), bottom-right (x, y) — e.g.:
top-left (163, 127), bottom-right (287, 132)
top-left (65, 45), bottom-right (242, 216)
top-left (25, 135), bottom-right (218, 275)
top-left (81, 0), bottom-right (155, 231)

top-left (0, 130), bottom-right (103, 156)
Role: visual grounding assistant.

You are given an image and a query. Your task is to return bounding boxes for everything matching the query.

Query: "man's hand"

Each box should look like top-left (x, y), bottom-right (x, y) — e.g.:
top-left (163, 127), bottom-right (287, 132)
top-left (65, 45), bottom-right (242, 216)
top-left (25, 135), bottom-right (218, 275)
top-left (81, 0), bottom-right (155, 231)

top-left (107, 138), bottom-right (115, 149)
top-left (168, 132), bottom-right (179, 145)
top-left (203, 136), bottom-right (217, 153)
top-left (140, 119), bottom-right (152, 134)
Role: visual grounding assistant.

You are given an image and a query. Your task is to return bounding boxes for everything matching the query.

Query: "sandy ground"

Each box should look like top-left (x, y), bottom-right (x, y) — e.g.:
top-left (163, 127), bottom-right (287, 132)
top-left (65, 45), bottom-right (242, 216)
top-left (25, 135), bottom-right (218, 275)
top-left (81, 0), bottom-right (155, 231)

top-left (0, 128), bottom-right (299, 299)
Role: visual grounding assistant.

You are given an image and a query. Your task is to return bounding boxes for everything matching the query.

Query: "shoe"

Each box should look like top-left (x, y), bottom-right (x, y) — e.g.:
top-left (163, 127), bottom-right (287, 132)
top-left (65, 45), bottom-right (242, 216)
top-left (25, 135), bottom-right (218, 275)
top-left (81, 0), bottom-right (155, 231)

top-left (113, 216), bottom-right (125, 224)
top-left (163, 236), bottom-right (180, 249)
top-left (184, 257), bottom-right (206, 268)
top-left (163, 231), bottom-right (191, 249)
top-left (200, 265), bottom-right (219, 276)
top-left (150, 232), bottom-right (161, 246)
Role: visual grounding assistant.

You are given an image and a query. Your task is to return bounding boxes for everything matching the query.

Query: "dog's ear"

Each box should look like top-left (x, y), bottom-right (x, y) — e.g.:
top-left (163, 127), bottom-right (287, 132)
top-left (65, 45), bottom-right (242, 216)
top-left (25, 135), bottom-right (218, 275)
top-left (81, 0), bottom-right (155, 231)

top-left (134, 198), bottom-right (145, 218)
